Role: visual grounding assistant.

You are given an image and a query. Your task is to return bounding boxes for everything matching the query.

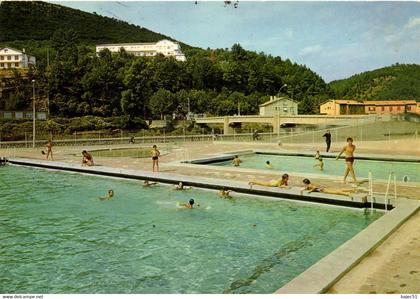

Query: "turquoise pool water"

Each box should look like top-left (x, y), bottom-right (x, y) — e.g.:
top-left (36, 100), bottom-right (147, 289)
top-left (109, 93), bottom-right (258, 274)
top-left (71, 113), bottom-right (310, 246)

top-left (210, 154), bottom-right (420, 182)
top-left (0, 166), bottom-right (381, 294)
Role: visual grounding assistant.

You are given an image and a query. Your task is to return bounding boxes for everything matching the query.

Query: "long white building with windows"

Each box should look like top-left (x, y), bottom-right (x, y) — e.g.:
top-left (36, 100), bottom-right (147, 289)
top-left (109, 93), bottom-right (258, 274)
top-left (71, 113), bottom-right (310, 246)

top-left (96, 39), bottom-right (186, 61)
top-left (0, 47), bottom-right (36, 69)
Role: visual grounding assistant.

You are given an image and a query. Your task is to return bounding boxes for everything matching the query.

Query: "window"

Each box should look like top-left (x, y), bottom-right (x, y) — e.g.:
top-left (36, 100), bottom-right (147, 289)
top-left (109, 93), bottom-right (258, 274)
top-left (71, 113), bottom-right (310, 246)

top-left (381, 106), bottom-right (385, 111)
top-left (7, 63), bottom-right (11, 68)
top-left (15, 55), bottom-right (19, 60)
top-left (397, 106), bottom-right (401, 111)
top-left (389, 106), bottom-right (393, 111)
top-left (283, 107), bottom-right (288, 112)
top-left (368, 107), bottom-right (375, 111)
top-left (7, 55), bottom-right (11, 60)
top-left (407, 106), bottom-right (412, 111)
top-left (0, 63), bottom-right (3, 68)
top-left (0, 56), bottom-right (3, 60)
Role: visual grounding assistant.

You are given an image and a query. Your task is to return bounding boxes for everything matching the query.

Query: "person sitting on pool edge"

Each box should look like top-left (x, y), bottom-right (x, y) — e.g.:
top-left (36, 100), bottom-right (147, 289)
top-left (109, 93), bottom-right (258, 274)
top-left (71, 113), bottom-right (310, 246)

top-left (231, 155), bottom-right (241, 167)
top-left (219, 188), bottom-right (232, 199)
top-left (180, 198), bottom-right (195, 209)
top-left (99, 189), bottom-right (114, 200)
top-left (265, 161), bottom-right (273, 169)
top-left (301, 178), bottom-right (356, 197)
top-left (82, 150), bottom-right (94, 166)
top-left (248, 173), bottom-right (289, 189)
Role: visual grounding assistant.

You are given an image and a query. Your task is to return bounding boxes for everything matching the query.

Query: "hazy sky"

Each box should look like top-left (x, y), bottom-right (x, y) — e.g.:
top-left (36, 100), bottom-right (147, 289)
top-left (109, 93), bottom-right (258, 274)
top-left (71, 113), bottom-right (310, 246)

top-left (55, 1), bottom-right (420, 82)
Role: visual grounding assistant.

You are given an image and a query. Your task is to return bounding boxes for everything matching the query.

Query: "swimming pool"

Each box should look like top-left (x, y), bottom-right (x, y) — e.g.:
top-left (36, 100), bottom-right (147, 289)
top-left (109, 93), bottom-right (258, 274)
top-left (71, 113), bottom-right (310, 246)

top-left (0, 166), bottom-right (381, 293)
top-left (208, 154), bottom-right (420, 182)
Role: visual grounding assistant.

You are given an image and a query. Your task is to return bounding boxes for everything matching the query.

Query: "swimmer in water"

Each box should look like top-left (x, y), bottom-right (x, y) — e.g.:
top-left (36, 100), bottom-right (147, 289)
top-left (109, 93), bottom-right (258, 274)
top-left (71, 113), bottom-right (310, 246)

top-left (174, 182), bottom-right (191, 190)
top-left (249, 173), bottom-right (290, 189)
top-left (99, 189), bottom-right (114, 200)
top-left (232, 155), bottom-right (241, 167)
top-left (265, 161), bottom-right (273, 169)
top-left (219, 188), bottom-right (232, 199)
top-left (180, 198), bottom-right (195, 209)
top-left (143, 180), bottom-right (158, 187)
top-left (301, 178), bottom-right (355, 197)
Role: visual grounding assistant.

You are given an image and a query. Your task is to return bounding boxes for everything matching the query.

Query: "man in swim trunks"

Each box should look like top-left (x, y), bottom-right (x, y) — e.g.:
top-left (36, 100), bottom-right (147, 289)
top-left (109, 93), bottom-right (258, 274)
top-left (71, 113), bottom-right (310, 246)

top-left (336, 137), bottom-right (357, 183)
top-left (151, 145), bottom-right (160, 172)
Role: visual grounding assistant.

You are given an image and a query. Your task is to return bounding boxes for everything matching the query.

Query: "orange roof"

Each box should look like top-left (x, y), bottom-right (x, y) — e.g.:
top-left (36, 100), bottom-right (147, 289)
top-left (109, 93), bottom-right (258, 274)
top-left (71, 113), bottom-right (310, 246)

top-left (322, 99), bottom-right (417, 106)
top-left (364, 100), bottom-right (417, 105)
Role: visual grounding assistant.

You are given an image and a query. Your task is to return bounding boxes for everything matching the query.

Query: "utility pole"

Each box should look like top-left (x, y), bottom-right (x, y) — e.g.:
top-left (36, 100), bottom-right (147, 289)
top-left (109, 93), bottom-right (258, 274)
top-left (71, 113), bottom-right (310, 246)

top-left (47, 48), bottom-right (50, 117)
top-left (32, 79), bottom-right (36, 148)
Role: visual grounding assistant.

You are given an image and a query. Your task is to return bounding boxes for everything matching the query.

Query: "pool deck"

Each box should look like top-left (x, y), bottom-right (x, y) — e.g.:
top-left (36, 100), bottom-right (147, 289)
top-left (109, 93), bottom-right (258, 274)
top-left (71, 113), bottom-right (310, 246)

top-left (1, 140), bottom-right (420, 294)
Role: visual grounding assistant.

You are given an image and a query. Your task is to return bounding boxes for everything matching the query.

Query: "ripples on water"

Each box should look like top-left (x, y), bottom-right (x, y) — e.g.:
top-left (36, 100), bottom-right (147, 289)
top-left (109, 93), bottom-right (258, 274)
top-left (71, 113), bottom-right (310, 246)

top-left (0, 165), bottom-right (381, 293)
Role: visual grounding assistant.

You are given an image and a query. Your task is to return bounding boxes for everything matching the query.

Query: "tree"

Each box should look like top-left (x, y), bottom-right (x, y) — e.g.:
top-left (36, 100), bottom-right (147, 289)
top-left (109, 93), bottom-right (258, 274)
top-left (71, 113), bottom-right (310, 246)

top-left (148, 89), bottom-right (176, 120)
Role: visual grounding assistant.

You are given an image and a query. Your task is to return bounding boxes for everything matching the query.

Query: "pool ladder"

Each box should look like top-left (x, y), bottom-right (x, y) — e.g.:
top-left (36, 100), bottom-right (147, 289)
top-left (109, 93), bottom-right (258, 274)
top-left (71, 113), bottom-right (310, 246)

top-left (369, 171), bottom-right (397, 214)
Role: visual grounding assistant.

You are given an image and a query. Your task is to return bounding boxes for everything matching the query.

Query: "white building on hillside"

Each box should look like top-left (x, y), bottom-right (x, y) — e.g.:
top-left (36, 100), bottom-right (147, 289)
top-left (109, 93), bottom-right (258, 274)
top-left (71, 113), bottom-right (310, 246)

top-left (96, 39), bottom-right (186, 61)
top-left (0, 47), bottom-right (36, 69)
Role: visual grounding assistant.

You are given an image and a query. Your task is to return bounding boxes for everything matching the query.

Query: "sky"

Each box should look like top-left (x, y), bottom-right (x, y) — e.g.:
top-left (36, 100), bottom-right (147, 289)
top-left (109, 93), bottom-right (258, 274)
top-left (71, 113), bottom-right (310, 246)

top-left (55, 1), bottom-right (420, 82)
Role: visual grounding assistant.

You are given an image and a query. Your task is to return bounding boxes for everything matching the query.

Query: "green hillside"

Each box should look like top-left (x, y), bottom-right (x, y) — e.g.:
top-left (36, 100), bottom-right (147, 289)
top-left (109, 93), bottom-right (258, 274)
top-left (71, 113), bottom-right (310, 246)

top-left (0, 1), bottom-right (188, 46)
top-left (329, 64), bottom-right (420, 101)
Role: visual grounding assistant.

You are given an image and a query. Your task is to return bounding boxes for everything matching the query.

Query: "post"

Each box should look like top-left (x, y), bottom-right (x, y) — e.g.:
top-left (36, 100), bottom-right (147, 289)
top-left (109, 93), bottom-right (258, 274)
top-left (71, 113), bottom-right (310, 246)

top-left (369, 172), bottom-right (373, 215)
top-left (393, 173), bottom-right (397, 205)
top-left (25, 132), bottom-right (27, 148)
top-left (32, 79), bottom-right (36, 148)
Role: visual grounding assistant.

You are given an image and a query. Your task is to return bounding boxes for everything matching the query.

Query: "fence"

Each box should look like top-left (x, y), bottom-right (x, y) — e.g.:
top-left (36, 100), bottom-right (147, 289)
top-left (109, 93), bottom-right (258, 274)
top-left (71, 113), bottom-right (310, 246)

top-left (276, 119), bottom-right (419, 145)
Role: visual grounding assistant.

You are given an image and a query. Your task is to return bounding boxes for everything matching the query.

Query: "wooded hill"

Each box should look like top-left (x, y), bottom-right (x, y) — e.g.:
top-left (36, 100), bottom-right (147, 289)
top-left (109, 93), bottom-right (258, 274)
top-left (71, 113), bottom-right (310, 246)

top-left (329, 64), bottom-right (420, 101)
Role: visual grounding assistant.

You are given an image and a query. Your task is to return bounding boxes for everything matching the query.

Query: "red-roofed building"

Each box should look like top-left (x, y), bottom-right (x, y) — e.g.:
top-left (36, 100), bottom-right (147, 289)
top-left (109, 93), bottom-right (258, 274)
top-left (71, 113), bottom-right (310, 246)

top-left (320, 100), bottom-right (418, 115)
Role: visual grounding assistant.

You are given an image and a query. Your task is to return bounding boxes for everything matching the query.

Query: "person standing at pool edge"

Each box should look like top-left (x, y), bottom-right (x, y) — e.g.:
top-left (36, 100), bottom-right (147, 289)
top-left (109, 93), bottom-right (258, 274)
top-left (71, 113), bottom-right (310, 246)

top-left (322, 130), bottom-right (332, 152)
top-left (151, 145), bottom-right (160, 172)
top-left (336, 137), bottom-right (357, 183)
top-left (45, 139), bottom-right (53, 160)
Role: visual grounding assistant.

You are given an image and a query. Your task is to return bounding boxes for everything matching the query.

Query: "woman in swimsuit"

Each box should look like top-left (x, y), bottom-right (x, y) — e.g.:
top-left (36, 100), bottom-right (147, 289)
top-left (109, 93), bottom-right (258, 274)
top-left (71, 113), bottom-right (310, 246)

top-left (151, 145), bottom-right (160, 172)
top-left (302, 178), bottom-right (355, 197)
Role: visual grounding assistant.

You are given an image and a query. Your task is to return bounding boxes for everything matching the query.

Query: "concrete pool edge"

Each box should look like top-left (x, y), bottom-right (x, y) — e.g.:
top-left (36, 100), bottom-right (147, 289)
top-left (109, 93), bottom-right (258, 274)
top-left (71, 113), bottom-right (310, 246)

top-left (7, 158), bottom-right (390, 210)
top-left (275, 198), bottom-right (420, 294)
